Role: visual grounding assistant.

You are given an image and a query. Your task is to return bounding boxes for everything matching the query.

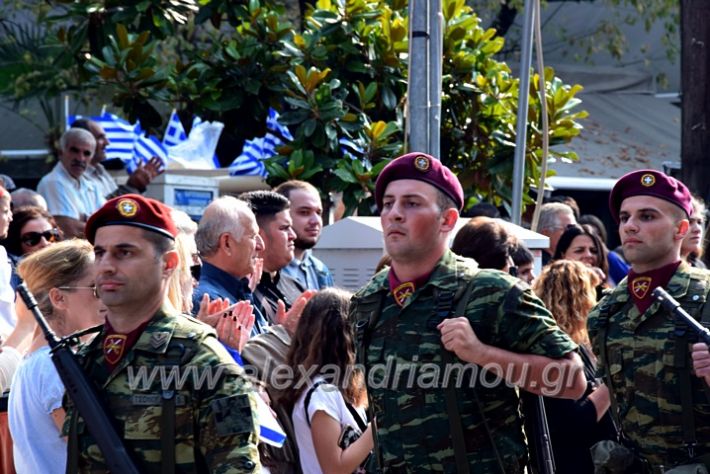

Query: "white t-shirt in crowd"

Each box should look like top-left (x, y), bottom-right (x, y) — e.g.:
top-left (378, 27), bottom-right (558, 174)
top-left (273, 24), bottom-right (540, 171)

top-left (9, 345), bottom-right (67, 474)
top-left (0, 246), bottom-right (15, 336)
top-left (291, 377), bottom-right (366, 474)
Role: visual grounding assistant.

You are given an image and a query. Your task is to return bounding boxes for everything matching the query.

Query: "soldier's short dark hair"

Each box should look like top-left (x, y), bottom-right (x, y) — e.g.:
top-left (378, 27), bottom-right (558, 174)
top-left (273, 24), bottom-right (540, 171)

top-left (435, 189), bottom-right (457, 214)
top-left (239, 191), bottom-right (290, 228)
top-left (141, 229), bottom-right (175, 259)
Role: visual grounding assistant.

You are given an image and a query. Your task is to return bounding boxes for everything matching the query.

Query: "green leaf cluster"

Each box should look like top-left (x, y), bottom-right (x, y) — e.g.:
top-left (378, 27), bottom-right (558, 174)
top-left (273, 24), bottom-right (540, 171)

top-left (0, 0), bottom-right (587, 215)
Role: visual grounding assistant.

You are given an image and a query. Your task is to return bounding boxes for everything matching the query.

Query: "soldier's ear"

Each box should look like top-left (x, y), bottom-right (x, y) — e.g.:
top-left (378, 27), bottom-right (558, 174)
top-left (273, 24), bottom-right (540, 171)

top-left (675, 219), bottom-right (690, 241)
top-left (162, 250), bottom-right (179, 276)
top-left (441, 208), bottom-right (459, 231)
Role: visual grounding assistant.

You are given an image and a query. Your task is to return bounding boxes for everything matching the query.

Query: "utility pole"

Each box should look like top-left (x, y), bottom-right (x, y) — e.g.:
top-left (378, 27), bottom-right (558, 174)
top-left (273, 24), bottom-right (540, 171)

top-left (681, 0), bottom-right (710, 200)
top-left (407, 0), bottom-right (443, 158)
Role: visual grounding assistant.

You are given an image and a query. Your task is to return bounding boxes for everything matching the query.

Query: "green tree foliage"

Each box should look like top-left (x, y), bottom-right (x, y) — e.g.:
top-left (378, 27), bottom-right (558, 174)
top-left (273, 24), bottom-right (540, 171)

top-left (0, 0), bottom-right (586, 215)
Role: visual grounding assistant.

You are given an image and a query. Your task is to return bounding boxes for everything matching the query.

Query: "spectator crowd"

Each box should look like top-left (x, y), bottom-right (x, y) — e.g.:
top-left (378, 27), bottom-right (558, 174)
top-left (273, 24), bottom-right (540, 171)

top-left (0, 122), bottom-right (709, 473)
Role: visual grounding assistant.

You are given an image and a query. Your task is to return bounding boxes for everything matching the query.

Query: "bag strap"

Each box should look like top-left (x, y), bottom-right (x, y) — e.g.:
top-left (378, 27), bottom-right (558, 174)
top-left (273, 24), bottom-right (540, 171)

top-left (435, 289), bottom-right (471, 474)
top-left (344, 402), bottom-right (368, 433)
top-left (353, 290), bottom-right (386, 470)
top-left (304, 380), bottom-right (327, 428)
top-left (434, 269), bottom-right (506, 474)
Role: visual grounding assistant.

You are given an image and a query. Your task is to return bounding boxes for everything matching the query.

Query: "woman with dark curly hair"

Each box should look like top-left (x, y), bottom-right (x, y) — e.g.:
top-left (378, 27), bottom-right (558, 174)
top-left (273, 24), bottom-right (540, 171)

top-left (554, 223), bottom-right (610, 288)
top-left (287, 288), bottom-right (372, 474)
top-left (533, 260), bottom-right (616, 473)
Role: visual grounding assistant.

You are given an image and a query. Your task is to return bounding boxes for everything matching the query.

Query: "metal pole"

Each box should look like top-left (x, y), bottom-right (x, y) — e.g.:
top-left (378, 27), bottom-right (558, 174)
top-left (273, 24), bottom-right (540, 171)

top-left (407, 0), bottom-right (430, 154)
top-left (511, 0), bottom-right (536, 225)
top-left (428, 0), bottom-right (443, 158)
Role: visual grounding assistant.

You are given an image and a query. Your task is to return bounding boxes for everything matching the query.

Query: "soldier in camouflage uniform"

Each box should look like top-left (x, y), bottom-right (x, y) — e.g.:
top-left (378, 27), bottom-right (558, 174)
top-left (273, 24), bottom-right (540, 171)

top-left (588, 169), bottom-right (710, 471)
top-left (351, 152), bottom-right (586, 473)
top-left (62, 194), bottom-right (261, 473)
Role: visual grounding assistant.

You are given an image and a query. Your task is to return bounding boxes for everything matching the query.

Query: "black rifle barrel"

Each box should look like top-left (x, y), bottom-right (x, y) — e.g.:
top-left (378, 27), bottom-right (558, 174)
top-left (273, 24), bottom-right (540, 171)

top-left (17, 283), bottom-right (140, 474)
top-left (651, 286), bottom-right (710, 345)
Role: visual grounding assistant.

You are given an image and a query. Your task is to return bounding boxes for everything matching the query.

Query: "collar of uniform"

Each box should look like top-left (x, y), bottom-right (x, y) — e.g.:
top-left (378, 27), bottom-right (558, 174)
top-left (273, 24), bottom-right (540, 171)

top-left (356, 250), bottom-right (474, 300)
top-left (662, 260), bottom-right (693, 299)
top-left (354, 267), bottom-right (390, 299)
top-left (131, 309), bottom-right (177, 354)
top-left (423, 249), bottom-right (478, 293)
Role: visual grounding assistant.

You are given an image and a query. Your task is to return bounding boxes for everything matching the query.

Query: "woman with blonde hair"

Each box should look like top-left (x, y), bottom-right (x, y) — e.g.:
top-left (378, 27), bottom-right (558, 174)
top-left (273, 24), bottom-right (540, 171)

top-left (532, 260), bottom-right (615, 473)
top-left (682, 195), bottom-right (707, 269)
top-left (8, 240), bottom-right (103, 474)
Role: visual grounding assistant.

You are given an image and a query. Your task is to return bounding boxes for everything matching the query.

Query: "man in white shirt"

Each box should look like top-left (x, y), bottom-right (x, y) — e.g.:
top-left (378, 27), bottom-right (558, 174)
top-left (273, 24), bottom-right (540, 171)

top-left (71, 119), bottom-right (162, 198)
top-left (37, 128), bottom-right (106, 238)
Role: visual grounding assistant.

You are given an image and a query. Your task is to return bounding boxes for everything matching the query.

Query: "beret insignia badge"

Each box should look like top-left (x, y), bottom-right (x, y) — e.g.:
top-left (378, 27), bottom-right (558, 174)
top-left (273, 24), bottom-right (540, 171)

top-left (640, 174), bottom-right (656, 187)
top-left (414, 155), bottom-right (431, 172)
top-left (116, 198), bottom-right (139, 217)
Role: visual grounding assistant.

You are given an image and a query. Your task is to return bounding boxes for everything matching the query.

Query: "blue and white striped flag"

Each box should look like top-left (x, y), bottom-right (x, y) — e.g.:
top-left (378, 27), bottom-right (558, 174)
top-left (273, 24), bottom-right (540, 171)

top-left (255, 391), bottom-right (287, 448)
top-left (228, 138), bottom-right (268, 178)
top-left (133, 133), bottom-right (168, 173)
top-left (266, 108), bottom-right (293, 141)
top-left (163, 109), bottom-right (187, 147)
top-left (68, 113), bottom-right (140, 165)
top-left (339, 137), bottom-right (365, 160)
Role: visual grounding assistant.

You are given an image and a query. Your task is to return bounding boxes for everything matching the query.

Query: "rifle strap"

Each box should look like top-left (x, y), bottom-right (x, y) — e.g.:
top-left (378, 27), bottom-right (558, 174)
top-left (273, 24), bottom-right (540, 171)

top-left (67, 409), bottom-right (79, 474)
top-left (161, 390), bottom-right (176, 474)
top-left (700, 297), bottom-right (710, 404)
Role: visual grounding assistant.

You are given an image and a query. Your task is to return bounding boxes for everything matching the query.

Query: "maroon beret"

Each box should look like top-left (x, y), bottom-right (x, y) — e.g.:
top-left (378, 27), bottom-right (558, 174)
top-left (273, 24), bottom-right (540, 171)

top-left (85, 194), bottom-right (178, 244)
top-left (609, 169), bottom-right (693, 223)
top-left (375, 152), bottom-right (464, 211)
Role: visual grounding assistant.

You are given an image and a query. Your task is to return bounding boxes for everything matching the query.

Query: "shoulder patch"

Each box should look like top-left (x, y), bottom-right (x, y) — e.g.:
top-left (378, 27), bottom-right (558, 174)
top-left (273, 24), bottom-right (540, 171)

top-left (210, 393), bottom-right (256, 436)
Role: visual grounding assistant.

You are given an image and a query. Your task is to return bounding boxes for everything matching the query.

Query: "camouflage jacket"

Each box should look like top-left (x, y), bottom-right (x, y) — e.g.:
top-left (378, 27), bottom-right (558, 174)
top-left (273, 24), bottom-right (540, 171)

top-left (62, 309), bottom-right (261, 473)
top-left (588, 263), bottom-right (710, 469)
top-left (350, 250), bottom-right (578, 473)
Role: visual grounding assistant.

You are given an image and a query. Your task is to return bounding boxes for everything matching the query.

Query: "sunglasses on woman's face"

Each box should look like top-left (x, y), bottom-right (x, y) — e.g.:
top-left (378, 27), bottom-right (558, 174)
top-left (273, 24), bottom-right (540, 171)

top-left (21, 229), bottom-right (60, 247)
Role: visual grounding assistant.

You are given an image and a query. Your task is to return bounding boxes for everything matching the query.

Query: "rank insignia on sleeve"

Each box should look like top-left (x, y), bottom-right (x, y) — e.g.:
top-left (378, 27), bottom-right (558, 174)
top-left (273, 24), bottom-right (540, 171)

top-left (150, 331), bottom-right (170, 350)
top-left (631, 276), bottom-right (652, 299)
top-left (103, 334), bottom-right (127, 365)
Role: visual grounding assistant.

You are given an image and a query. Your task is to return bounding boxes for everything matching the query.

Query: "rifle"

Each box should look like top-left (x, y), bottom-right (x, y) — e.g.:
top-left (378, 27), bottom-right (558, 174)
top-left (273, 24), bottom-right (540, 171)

top-left (651, 287), bottom-right (710, 345)
top-left (17, 283), bottom-right (140, 474)
top-left (521, 392), bottom-right (556, 474)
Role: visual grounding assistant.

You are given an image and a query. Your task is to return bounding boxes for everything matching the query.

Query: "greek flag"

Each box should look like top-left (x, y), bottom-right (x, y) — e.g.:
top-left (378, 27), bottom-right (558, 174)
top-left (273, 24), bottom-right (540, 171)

top-left (68, 113), bottom-right (140, 164)
top-left (228, 108), bottom-right (294, 178)
top-left (339, 137), bottom-right (365, 160)
top-left (163, 109), bottom-right (187, 147)
top-left (132, 133), bottom-right (168, 173)
top-left (228, 138), bottom-right (268, 178)
top-left (266, 108), bottom-right (293, 141)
